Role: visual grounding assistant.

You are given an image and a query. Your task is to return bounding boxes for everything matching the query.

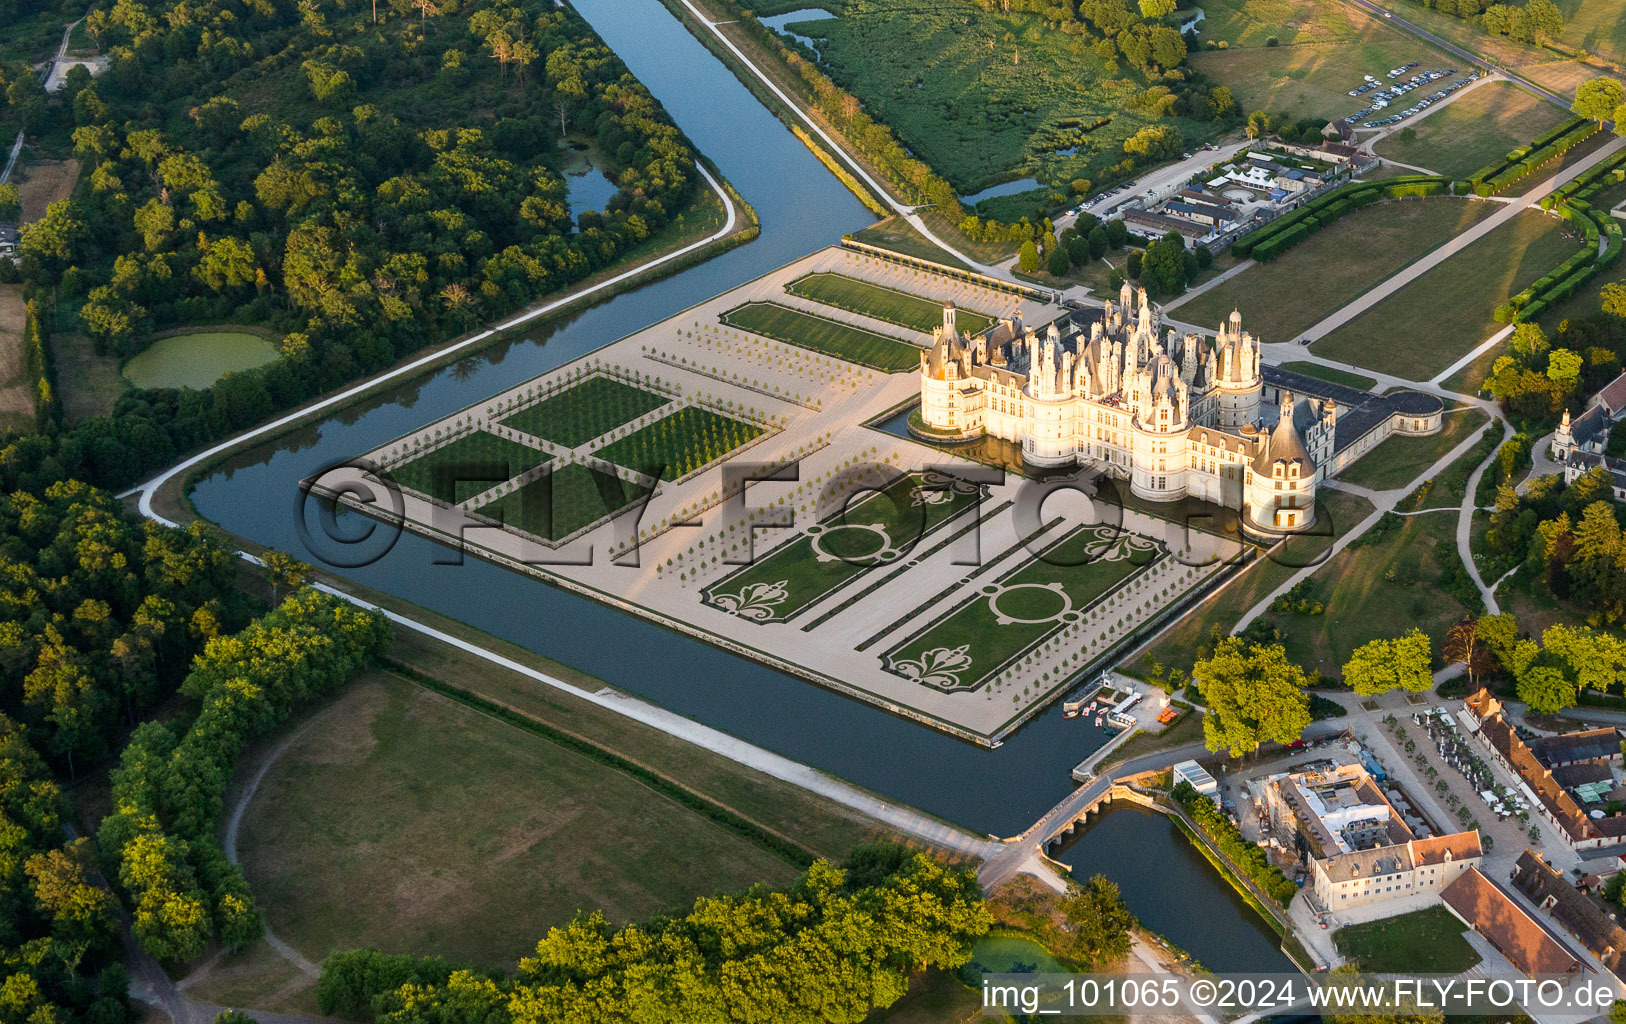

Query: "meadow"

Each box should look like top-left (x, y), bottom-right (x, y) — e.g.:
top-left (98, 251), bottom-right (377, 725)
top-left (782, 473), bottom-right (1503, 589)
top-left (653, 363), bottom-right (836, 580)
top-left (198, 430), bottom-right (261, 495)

top-left (234, 673), bottom-right (803, 969)
top-left (1311, 209), bottom-right (1585, 378)
top-left (1189, 0), bottom-right (1451, 123)
top-left (802, 0), bottom-right (1213, 193)
top-left (1373, 82), bottom-right (1567, 179)
top-left (1176, 198), bottom-right (1494, 343)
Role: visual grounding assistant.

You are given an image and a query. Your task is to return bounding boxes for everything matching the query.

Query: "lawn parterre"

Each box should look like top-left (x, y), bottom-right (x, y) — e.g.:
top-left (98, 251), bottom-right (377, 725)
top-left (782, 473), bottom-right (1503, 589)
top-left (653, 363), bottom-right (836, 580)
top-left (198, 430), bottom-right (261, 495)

top-left (1275, 362), bottom-right (1377, 391)
top-left (787, 273), bottom-right (996, 336)
top-left (720, 301), bottom-right (924, 372)
top-left (1333, 906), bottom-right (1481, 973)
top-left (472, 462), bottom-right (643, 542)
top-left (1311, 209), bottom-right (1585, 379)
top-left (1335, 409), bottom-right (1489, 491)
top-left (387, 431), bottom-right (551, 505)
top-left (884, 523), bottom-right (1163, 694)
top-left (499, 374), bottom-right (672, 448)
top-left (1372, 82), bottom-right (1566, 179)
top-left (1179, 197), bottom-right (1493, 343)
top-left (702, 471), bottom-right (986, 624)
top-left (594, 405), bottom-right (764, 477)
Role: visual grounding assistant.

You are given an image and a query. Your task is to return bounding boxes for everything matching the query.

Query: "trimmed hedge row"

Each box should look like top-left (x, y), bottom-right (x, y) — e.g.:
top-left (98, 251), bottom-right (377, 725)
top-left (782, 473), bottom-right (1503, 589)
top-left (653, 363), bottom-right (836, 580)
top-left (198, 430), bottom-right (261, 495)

top-left (1541, 148), bottom-right (1626, 210)
top-left (1472, 115), bottom-right (1587, 187)
top-left (1499, 203), bottom-right (1621, 323)
top-left (1472, 118), bottom-right (1598, 196)
top-left (1232, 175), bottom-right (1451, 261)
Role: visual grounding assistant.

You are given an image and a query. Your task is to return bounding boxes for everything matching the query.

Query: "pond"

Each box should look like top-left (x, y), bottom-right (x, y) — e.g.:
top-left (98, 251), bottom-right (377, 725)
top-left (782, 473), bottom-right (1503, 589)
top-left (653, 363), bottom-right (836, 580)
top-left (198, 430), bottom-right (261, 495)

top-left (122, 330), bottom-right (280, 391)
top-left (1050, 806), bottom-right (1294, 973)
top-left (759, 8), bottom-right (835, 51)
top-left (958, 933), bottom-right (1072, 984)
top-left (961, 177), bottom-right (1042, 206)
top-left (564, 162), bottom-right (622, 223)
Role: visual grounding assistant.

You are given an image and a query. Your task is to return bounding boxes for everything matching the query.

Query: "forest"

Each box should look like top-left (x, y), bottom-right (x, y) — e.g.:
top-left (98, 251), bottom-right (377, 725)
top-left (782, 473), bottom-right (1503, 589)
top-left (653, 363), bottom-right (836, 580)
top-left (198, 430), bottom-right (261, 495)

top-left (0, 0), bottom-right (703, 494)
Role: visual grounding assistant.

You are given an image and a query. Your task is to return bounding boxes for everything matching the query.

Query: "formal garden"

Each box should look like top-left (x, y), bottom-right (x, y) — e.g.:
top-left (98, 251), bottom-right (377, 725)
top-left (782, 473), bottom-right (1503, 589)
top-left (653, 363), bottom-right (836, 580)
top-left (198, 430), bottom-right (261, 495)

top-left (470, 461), bottom-right (645, 543)
top-left (701, 470), bottom-right (986, 624)
top-left (594, 405), bottom-right (765, 478)
top-left (498, 374), bottom-right (673, 448)
top-left (386, 430), bottom-right (552, 505)
top-left (786, 272), bottom-right (996, 335)
top-left (882, 523), bottom-right (1167, 694)
top-left (720, 301), bottom-right (924, 372)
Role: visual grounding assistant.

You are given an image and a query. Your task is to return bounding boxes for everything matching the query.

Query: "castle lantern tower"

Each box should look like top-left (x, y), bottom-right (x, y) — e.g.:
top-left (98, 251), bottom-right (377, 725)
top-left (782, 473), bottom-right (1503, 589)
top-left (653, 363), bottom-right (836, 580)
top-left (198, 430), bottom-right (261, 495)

top-left (1212, 309), bottom-right (1263, 430)
top-left (942, 301), bottom-right (957, 339)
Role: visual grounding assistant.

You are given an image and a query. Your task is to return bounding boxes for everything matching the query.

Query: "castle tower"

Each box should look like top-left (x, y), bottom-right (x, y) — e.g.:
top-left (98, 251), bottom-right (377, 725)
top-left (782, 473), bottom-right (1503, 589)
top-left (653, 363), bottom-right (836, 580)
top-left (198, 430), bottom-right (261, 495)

top-left (1129, 353), bottom-right (1191, 501)
top-left (1213, 308), bottom-right (1262, 430)
top-left (1245, 397), bottom-right (1319, 536)
top-left (942, 301), bottom-right (957, 339)
top-left (1551, 408), bottom-right (1573, 461)
top-left (1022, 323), bottom-right (1077, 468)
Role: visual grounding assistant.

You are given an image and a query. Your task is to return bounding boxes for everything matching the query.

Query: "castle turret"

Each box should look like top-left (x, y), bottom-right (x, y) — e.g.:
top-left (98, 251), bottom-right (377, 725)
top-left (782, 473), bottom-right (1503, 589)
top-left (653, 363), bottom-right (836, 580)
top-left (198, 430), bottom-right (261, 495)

top-left (942, 301), bottom-right (957, 338)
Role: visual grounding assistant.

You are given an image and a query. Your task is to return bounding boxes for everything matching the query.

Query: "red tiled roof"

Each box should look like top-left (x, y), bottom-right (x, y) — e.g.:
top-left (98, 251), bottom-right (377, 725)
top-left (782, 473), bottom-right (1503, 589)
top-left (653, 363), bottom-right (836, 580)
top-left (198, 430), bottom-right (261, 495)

top-left (1441, 868), bottom-right (1580, 976)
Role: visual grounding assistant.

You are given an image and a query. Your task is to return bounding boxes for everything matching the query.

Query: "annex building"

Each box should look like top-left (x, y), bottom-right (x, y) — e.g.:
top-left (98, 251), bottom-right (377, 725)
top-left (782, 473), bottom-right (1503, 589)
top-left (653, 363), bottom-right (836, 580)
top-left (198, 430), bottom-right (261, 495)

top-left (916, 283), bottom-right (1443, 537)
top-left (1263, 762), bottom-right (1482, 910)
top-left (1463, 690), bottom-right (1626, 853)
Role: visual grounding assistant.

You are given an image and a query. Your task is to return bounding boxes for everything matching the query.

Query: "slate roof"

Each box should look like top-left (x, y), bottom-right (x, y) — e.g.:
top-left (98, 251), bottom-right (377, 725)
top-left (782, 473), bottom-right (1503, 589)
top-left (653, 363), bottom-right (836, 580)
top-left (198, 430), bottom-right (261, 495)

top-left (1511, 850), bottom-right (1626, 979)
top-left (1531, 728), bottom-right (1623, 768)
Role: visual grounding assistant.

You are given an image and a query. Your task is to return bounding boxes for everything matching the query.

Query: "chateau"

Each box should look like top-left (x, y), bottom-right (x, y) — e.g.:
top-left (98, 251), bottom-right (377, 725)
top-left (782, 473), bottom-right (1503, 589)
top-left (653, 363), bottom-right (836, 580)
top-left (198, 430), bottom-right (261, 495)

top-left (918, 283), bottom-right (1333, 536)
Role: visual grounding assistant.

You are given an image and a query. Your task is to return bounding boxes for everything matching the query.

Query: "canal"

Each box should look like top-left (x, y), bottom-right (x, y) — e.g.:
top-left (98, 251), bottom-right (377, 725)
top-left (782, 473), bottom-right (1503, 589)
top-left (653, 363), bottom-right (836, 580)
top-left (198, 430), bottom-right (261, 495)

top-left (187, 0), bottom-right (1286, 969)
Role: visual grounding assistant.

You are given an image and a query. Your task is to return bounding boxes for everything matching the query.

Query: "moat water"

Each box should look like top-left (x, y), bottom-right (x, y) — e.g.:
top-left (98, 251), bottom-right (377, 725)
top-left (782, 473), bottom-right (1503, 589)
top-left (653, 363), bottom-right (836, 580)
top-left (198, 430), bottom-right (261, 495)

top-left (188, 0), bottom-right (1288, 968)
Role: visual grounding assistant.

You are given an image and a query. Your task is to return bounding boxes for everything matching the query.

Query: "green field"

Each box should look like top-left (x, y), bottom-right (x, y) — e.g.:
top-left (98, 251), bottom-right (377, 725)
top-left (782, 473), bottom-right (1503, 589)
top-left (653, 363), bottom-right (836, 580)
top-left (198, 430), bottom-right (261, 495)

top-left (1554, 0), bottom-right (1626, 67)
top-left (1189, 0), bottom-right (1451, 123)
top-left (593, 405), bottom-right (763, 477)
top-left (720, 301), bottom-right (923, 371)
top-left (702, 472), bottom-right (984, 624)
top-left (388, 431), bottom-right (550, 504)
top-left (1177, 198), bottom-right (1493, 344)
top-left (1312, 209), bottom-right (1584, 379)
top-left (1128, 489), bottom-right (1375, 679)
top-left (1275, 362), bottom-right (1377, 391)
top-left (1337, 408), bottom-right (1489, 491)
top-left (1373, 82), bottom-right (1567, 179)
top-left (1255, 499), bottom-right (1474, 677)
top-left (885, 523), bottom-right (1162, 693)
top-left (235, 672), bottom-right (801, 970)
top-left (1333, 906), bottom-right (1481, 973)
top-left (473, 461), bottom-right (641, 541)
top-left (787, 272), bottom-right (995, 335)
top-left (499, 375), bottom-right (671, 448)
top-left (800, 0), bottom-right (1213, 193)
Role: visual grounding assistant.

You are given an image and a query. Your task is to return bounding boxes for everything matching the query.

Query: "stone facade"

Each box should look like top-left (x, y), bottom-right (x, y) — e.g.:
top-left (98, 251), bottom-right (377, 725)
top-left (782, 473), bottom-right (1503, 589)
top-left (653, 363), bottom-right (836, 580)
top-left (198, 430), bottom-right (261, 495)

top-left (918, 283), bottom-right (1330, 536)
